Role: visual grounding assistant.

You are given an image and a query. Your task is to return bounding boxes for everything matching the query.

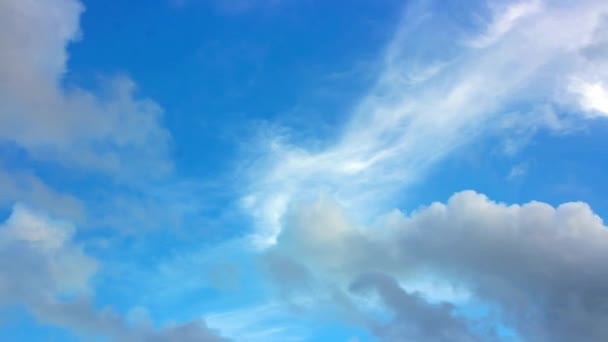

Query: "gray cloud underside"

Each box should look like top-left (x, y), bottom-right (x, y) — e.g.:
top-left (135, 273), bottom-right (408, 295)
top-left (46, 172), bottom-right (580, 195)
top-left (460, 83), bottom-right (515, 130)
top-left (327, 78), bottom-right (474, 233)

top-left (265, 191), bottom-right (608, 341)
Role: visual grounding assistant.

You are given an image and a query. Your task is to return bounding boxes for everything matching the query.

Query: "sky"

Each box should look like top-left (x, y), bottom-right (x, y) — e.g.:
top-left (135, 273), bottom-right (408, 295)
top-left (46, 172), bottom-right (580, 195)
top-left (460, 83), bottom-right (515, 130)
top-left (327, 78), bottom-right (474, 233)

top-left (1, 0), bottom-right (608, 341)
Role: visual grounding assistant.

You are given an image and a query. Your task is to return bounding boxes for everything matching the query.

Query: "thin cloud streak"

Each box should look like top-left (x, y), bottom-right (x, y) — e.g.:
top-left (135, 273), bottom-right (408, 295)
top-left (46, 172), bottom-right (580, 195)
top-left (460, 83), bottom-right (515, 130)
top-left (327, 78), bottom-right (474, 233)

top-left (243, 0), bottom-right (608, 246)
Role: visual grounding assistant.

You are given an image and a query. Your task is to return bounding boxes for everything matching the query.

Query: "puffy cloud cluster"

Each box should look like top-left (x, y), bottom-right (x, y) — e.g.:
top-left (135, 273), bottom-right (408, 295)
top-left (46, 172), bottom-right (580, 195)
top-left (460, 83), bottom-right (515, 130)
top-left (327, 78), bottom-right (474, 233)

top-left (0, 1), bottom-right (230, 337)
top-left (0, 203), bottom-right (96, 303)
top-left (0, 0), bottom-right (172, 179)
top-left (265, 191), bottom-right (608, 341)
top-left (0, 204), bottom-right (225, 341)
top-left (247, 3), bottom-right (608, 338)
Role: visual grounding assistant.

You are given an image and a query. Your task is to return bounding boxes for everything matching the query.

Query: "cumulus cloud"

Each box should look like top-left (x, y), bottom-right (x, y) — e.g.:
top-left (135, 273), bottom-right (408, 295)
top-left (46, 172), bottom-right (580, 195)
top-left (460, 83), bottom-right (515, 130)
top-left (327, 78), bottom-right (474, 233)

top-left (0, 203), bottom-right (96, 302)
top-left (0, 4), bottom-right (229, 337)
top-left (0, 167), bottom-right (85, 222)
top-left (0, 0), bottom-right (172, 179)
top-left (242, 0), bottom-right (608, 246)
top-left (0, 204), bottom-right (225, 341)
top-left (0, 0), bottom-right (190, 233)
top-left (264, 191), bottom-right (608, 341)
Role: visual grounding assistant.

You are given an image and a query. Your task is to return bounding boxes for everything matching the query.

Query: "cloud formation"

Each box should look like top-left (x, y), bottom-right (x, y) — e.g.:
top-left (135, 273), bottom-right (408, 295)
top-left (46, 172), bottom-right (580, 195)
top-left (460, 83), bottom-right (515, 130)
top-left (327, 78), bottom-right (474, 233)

top-left (243, 0), bottom-right (608, 246)
top-left (2, 0), bottom-right (608, 340)
top-left (466, 0), bottom-right (542, 48)
top-left (0, 0), bottom-right (172, 179)
top-left (265, 191), bottom-right (608, 341)
top-left (569, 79), bottom-right (608, 116)
top-left (0, 3), bottom-right (228, 337)
top-left (0, 204), bottom-right (225, 341)
top-left (350, 273), bottom-right (478, 342)
top-left (0, 167), bottom-right (85, 222)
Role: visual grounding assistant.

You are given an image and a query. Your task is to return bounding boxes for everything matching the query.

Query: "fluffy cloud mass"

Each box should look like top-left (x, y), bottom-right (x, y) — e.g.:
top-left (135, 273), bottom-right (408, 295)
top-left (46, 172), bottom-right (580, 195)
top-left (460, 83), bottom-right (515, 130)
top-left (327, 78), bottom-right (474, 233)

top-left (0, 1), bottom-right (229, 337)
top-left (0, 204), bottom-right (224, 341)
top-left (244, 5), bottom-right (608, 339)
top-left (0, 203), bottom-right (96, 303)
top-left (265, 191), bottom-right (608, 341)
top-left (0, 0), bottom-right (171, 179)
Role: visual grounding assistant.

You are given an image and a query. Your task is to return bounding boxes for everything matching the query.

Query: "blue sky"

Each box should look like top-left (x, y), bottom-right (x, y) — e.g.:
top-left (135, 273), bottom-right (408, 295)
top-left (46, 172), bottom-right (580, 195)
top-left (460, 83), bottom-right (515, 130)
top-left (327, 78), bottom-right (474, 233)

top-left (1, 0), bottom-right (608, 341)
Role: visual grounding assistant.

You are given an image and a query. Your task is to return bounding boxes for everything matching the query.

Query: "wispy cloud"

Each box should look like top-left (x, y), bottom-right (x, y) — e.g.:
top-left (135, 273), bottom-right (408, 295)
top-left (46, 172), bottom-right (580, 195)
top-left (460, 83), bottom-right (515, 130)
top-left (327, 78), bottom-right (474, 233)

top-left (206, 303), bottom-right (305, 342)
top-left (467, 0), bottom-right (542, 48)
top-left (242, 0), bottom-right (608, 246)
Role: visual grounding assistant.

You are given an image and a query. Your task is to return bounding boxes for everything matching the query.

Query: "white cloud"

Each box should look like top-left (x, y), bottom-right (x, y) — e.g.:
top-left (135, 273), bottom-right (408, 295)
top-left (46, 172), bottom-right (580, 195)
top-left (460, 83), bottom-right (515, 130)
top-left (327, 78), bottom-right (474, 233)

top-left (0, 167), bottom-right (85, 222)
top-left (264, 191), bottom-right (608, 341)
top-left (568, 78), bottom-right (608, 116)
top-left (0, 0), bottom-right (172, 179)
top-left (242, 0), bottom-right (608, 246)
top-left (0, 203), bottom-right (96, 303)
top-left (467, 0), bottom-right (542, 48)
top-left (0, 203), bottom-right (225, 341)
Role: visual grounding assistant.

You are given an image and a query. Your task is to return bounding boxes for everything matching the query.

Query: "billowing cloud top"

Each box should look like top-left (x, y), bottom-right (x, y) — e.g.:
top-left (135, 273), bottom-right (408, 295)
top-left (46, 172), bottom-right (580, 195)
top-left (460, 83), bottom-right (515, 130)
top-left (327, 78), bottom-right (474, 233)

top-left (265, 191), bottom-right (608, 341)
